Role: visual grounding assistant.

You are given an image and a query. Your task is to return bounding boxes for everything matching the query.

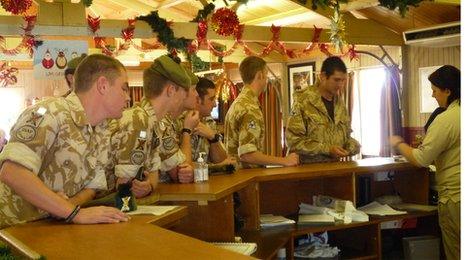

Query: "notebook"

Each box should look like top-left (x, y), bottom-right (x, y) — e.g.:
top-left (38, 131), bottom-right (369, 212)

top-left (212, 242), bottom-right (257, 256)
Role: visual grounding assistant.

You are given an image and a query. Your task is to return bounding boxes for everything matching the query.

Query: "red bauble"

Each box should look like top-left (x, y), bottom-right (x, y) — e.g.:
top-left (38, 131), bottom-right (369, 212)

top-left (1, 0), bottom-right (32, 15)
top-left (210, 8), bottom-right (240, 37)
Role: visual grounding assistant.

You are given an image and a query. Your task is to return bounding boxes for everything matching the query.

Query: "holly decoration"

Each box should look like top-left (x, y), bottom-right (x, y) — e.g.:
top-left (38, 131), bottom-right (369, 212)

top-left (191, 3), bottom-right (215, 22)
top-left (1, 0), bottom-right (32, 15)
top-left (210, 8), bottom-right (241, 37)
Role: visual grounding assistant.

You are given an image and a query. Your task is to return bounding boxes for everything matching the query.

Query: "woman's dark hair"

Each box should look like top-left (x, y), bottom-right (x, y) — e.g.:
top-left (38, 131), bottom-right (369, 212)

top-left (428, 65), bottom-right (460, 105)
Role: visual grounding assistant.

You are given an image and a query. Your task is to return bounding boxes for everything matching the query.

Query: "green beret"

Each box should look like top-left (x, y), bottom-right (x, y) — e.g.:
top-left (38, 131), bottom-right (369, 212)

top-left (67, 53), bottom-right (87, 70)
top-left (149, 55), bottom-right (191, 90)
top-left (184, 67), bottom-right (199, 86)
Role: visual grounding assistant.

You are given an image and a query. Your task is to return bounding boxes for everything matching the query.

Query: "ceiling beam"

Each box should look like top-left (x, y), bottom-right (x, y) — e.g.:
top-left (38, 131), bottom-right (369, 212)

top-left (244, 8), bottom-right (312, 25)
top-left (286, 0), bottom-right (402, 45)
top-left (0, 15), bottom-right (402, 45)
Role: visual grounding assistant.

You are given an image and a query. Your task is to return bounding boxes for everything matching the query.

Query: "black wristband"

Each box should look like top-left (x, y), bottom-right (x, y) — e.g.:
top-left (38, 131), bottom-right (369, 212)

top-left (181, 128), bottom-right (192, 135)
top-left (65, 205), bottom-right (81, 223)
top-left (208, 133), bottom-right (221, 144)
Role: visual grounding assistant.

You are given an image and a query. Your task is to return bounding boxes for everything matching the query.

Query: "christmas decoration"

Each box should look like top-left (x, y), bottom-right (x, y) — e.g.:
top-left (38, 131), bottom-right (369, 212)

top-left (329, 5), bottom-right (346, 53)
top-left (1, 0), bottom-right (32, 15)
top-left (137, 11), bottom-right (191, 54)
top-left (191, 3), bottom-right (215, 22)
top-left (0, 62), bottom-right (19, 87)
top-left (379, 0), bottom-right (423, 17)
top-left (0, 15), bottom-right (40, 57)
top-left (216, 72), bottom-right (235, 101)
top-left (83, 0), bottom-right (93, 7)
top-left (210, 8), bottom-right (241, 37)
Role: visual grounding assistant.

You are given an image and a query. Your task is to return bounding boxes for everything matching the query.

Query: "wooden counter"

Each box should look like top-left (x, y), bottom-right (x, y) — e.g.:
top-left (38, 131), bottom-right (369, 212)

top-left (0, 206), bottom-right (255, 260)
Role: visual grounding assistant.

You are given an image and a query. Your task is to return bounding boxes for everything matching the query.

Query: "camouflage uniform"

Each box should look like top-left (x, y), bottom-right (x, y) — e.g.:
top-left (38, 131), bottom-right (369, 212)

top-left (158, 115), bottom-right (186, 183)
top-left (0, 92), bottom-right (110, 228)
top-left (192, 116), bottom-right (221, 163)
top-left (224, 87), bottom-right (264, 169)
top-left (106, 98), bottom-right (162, 192)
top-left (286, 85), bottom-right (360, 163)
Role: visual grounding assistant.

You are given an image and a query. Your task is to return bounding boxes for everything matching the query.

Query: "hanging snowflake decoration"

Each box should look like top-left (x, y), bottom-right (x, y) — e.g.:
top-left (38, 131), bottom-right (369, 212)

top-left (329, 6), bottom-right (346, 53)
top-left (1, 0), bottom-right (32, 15)
top-left (0, 62), bottom-right (19, 87)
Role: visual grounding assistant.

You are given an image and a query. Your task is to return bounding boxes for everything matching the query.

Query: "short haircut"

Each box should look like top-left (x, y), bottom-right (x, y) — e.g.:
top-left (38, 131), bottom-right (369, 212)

top-left (74, 54), bottom-right (125, 93)
top-left (428, 65), bottom-right (461, 105)
top-left (239, 56), bottom-right (266, 84)
top-left (321, 56), bottom-right (347, 77)
top-left (196, 77), bottom-right (215, 100)
top-left (143, 68), bottom-right (171, 98)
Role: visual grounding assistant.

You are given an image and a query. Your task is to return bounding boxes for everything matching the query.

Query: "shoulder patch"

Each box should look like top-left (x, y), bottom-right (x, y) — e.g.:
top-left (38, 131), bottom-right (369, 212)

top-left (248, 120), bottom-right (256, 130)
top-left (15, 125), bottom-right (37, 142)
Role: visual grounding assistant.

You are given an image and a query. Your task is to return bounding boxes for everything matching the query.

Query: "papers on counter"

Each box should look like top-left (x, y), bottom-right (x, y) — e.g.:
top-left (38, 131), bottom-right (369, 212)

top-left (358, 202), bottom-right (407, 216)
top-left (260, 214), bottom-right (295, 228)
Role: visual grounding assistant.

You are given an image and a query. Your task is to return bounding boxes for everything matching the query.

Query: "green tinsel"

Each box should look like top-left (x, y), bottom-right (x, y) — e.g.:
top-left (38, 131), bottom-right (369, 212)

top-left (82, 0), bottom-right (93, 7)
top-left (137, 11), bottom-right (191, 55)
top-left (190, 54), bottom-right (209, 73)
top-left (379, 0), bottom-right (423, 17)
top-left (191, 3), bottom-right (215, 22)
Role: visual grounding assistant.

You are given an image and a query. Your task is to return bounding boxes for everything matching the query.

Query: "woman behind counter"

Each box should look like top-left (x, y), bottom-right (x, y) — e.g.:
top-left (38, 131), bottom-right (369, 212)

top-left (390, 65), bottom-right (460, 260)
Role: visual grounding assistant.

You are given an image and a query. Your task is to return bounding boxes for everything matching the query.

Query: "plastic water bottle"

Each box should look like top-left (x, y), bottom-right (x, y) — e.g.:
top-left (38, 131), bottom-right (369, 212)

top-left (194, 152), bottom-right (208, 182)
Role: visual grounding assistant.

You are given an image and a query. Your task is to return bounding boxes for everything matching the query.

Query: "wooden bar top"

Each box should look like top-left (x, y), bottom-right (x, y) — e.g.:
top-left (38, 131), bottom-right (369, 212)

top-left (0, 206), bottom-right (255, 260)
top-left (157, 157), bottom-right (418, 201)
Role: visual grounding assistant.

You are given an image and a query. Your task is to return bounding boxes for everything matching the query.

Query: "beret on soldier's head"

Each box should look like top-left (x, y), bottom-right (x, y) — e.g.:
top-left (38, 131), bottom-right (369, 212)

top-left (67, 53), bottom-right (87, 70)
top-left (184, 68), bottom-right (199, 86)
top-left (149, 55), bottom-right (191, 90)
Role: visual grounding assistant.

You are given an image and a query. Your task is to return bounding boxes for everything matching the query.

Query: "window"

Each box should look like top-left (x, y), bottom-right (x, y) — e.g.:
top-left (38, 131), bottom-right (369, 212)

top-left (0, 87), bottom-right (25, 139)
top-left (351, 67), bottom-right (387, 156)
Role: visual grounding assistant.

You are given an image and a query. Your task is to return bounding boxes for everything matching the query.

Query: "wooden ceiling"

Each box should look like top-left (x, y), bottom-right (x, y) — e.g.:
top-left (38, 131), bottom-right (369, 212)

top-left (87, 0), bottom-right (460, 33)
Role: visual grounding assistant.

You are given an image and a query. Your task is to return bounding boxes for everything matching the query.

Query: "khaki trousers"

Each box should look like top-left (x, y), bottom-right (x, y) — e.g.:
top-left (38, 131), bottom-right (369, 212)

top-left (438, 201), bottom-right (460, 260)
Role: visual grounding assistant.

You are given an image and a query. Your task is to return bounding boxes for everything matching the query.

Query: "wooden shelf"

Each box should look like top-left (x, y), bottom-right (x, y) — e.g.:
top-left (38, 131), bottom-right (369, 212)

top-left (238, 226), bottom-right (293, 260)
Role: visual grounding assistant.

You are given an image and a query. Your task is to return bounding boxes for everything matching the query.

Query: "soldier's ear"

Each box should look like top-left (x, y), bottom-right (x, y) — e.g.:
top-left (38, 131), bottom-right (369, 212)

top-left (96, 76), bottom-right (109, 95)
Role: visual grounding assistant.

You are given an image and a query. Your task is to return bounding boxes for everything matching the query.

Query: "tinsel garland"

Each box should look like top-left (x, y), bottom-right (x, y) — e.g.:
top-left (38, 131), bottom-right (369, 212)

top-left (191, 3), bottom-right (215, 22)
top-left (83, 0), bottom-right (93, 7)
top-left (0, 0), bottom-right (32, 15)
top-left (0, 15), bottom-right (41, 57)
top-left (379, 0), bottom-right (423, 17)
top-left (137, 11), bottom-right (191, 54)
top-left (210, 7), bottom-right (241, 37)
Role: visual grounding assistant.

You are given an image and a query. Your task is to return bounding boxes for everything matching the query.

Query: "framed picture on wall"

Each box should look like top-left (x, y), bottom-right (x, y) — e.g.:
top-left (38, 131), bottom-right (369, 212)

top-left (288, 62), bottom-right (315, 109)
top-left (419, 66), bottom-right (441, 113)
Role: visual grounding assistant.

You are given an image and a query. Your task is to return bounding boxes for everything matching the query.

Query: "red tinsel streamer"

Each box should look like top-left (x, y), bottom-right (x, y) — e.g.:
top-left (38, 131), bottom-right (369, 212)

top-left (87, 15), bottom-right (101, 34)
top-left (196, 20), bottom-right (208, 44)
top-left (0, 63), bottom-right (19, 87)
top-left (0, 15), bottom-right (38, 57)
top-left (210, 8), bottom-right (241, 37)
top-left (1, 0), bottom-right (32, 15)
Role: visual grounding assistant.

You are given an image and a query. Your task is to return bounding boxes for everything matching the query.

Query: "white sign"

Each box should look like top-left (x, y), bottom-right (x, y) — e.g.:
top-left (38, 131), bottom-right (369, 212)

top-left (419, 66), bottom-right (441, 113)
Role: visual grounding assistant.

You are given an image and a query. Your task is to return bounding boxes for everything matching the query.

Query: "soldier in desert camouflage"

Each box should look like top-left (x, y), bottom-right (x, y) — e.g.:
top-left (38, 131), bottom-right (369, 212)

top-left (224, 56), bottom-right (299, 169)
top-left (286, 56), bottom-right (360, 163)
top-left (0, 54), bottom-right (129, 228)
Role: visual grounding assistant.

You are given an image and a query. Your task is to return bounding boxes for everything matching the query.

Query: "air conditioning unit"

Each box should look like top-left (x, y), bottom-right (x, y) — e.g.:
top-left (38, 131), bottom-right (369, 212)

top-left (403, 22), bottom-right (460, 47)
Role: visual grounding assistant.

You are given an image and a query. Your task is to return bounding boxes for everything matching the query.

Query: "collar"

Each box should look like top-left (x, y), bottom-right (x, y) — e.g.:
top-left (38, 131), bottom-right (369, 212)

top-left (65, 91), bottom-right (88, 127)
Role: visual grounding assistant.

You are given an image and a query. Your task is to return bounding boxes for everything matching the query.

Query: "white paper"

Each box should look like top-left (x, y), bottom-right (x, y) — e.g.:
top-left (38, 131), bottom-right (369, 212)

top-left (358, 201), bottom-right (407, 216)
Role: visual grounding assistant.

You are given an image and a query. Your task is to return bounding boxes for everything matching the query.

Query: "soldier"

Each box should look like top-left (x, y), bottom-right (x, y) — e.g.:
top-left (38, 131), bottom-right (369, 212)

top-left (189, 77), bottom-right (234, 165)
top-left (63, 53), bottom-right (87, 96)
top-left (286, 56), bottom-right (360, 163)
top-left (0, 54), bottom-right (129, 229)
top-left (109, 55), bottom-right (195, 195)
top-left (158, 68), bottom-right (199, 183)
top-left (224, 56), bottom-right (299, 168)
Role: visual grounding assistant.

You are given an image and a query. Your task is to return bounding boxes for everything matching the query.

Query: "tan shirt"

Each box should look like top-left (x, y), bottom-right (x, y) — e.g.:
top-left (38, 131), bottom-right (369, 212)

top-left (158, 115), bottom-right (186, 183)
top-left (224, 86), bottom-right (264, 168)
top-left (413, 101), bottom-right (460, 203)
top-left (286, 85), bottom-right (360, 163)
top-left (107, 98), bottom-right (162, 192)
top-left (0, 92), bottom-right (110, 228)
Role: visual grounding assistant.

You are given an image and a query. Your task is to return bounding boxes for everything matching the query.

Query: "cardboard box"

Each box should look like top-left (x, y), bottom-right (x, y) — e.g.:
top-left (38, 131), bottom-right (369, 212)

top-left (402, 236), bottom-right (440, 260)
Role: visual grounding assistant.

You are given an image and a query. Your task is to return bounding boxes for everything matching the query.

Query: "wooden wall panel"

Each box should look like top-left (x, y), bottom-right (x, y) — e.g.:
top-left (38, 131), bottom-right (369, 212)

top-left (402, 45), bottom-right (460, 128)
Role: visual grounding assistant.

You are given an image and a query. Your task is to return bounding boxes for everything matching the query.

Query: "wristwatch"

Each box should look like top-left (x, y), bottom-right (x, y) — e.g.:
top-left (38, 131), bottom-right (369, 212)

top-left (208, 133), bottom-right (222, 144)
top-left (181, 128), bottom-right (192, 135)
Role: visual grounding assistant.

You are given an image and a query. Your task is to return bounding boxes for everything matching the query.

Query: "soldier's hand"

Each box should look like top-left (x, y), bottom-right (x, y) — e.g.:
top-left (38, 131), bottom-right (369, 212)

top-left (177, 163), bottom-right (194, 183)
top-left (329, 146), bottom-right (349, 158)
top-left (184, 110), bottom-right (200, 130)
top-left (131, 172), bottom-right (152, 198)
top-left (282, 153), bottom-right (300, 166)
top-left (168, 167), bottom-right (179, 182)
top-left (194, 122), bottom-right (215, 140)
top-left (56, 191), bottom-right (69, 200)
top-left (217, 156), bottom-right (237, 166)
top-left (73, 206), bottom-right (129, 224)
